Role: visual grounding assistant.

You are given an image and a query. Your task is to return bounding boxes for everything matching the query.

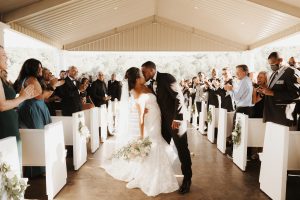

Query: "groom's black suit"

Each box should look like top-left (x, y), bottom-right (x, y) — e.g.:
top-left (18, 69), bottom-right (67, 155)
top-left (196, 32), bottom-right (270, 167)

top-left (150, 72), bottom-right (192, 180)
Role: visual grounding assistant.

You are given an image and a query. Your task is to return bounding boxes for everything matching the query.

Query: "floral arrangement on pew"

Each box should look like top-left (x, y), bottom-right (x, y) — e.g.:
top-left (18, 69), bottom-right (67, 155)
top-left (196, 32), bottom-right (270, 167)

top-left (112, 137), bottom-right (152, 161)
top-left (232, 120), bottom-right (242, 147)
top-left (78, 113), bottom-right (91, 139)
top-left (207, 108), bottom-right (212, 124)
top-left (0, 156), bottom-right (28, 200)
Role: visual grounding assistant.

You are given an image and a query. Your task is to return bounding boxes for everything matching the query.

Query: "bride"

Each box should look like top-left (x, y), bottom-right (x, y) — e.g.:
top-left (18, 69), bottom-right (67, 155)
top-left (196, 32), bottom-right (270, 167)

top-left (102, 67), bottom-right (179, 197)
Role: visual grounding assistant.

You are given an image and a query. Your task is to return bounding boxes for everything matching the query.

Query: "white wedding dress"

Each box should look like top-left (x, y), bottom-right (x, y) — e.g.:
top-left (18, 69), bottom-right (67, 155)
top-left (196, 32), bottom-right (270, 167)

top-left (102, 92), bottom-right (179, 197)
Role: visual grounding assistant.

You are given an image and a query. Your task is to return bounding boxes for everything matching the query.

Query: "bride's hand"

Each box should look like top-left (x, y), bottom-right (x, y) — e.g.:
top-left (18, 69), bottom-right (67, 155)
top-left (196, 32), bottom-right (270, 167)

top-left (144, 108), bottom-right (149, 114)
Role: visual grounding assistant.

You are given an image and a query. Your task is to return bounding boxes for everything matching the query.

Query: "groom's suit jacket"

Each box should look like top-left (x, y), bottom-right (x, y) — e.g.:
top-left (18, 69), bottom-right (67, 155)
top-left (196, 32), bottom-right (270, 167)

top-left (154, 72), bottom-right (186, 144)
top-left (263, 66), bottom-right (300, 126)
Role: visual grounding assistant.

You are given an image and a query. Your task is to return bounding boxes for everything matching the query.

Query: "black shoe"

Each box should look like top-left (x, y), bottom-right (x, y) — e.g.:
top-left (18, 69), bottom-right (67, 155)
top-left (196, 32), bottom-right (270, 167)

top-left (178, 179), bottom-right (191, 194)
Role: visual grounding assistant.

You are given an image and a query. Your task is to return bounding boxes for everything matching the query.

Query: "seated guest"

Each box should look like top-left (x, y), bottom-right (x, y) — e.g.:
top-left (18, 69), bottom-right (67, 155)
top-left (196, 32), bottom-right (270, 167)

top-left (0, 46), bottom-right (35, 168)
top-left (217, 67), bottom-right (234, 112)
top-left (59, 66), bottom-right (85, 116)
top-left (91, 72), bottom-right (111, 107)
top-left (258, 52), bottom-right (300, 127)
top-left (108, 73), bottom-right (122, 101)
top-left (206, 68), bottom-right (220, 108)
top-left (224, 64), bottom-right (253, 158)
top-left (252, 71), bottom-right (267, 118)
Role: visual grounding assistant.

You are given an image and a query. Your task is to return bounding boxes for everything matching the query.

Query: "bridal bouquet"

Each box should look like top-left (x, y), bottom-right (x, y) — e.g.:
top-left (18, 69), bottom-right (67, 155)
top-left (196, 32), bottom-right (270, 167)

top-left (112, 137), bottom-right (152, 161)
top-left (0, 162), bottom-right (29, 200)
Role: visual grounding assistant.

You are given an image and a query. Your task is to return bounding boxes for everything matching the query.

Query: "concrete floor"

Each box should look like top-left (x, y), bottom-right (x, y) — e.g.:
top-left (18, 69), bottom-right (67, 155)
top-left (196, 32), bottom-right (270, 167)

top-left (25, 127), bottom-right (300, 200)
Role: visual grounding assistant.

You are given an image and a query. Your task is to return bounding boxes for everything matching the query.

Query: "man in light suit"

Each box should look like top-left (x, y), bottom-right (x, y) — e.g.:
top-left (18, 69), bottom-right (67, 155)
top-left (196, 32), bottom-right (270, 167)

top-left (258, 52), bottom-right (300, 127)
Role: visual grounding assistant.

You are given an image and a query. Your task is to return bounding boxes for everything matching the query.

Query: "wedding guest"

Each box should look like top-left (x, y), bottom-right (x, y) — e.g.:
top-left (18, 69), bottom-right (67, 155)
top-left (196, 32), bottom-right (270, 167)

top-left (258, 52), bottom-right (300, 127)
top-left (224, 64), bottom-right (253, 158)
top-left (252, 71), bottom-right (267, 118)
top-left (0, 46), bottom-right (35, 165)
top-left (90, 72), bottom-right (111, 107)
top-left (195, 76), bottom-right (208, 124)
top-left (59, 66), bottom-right (85, 116)
top-left (180, 79), bottom-right (190, 107)
top-left (80, 77), bottom-right (94, 110)
top-left (288, 57), bottom-right (297, 68)
top-left (0, 69), bottom-right (13, 87)
top-left (14, 59), bottom-right (56, 129)
top-left (217, 67), bottom-right (234, 112)
top-left (14, 59), bottom-right (59, 177)
top-left (108, 73), bottom-right (122, 101)
top-left (59, 70), bottom-right (66, 80)
top-left (206, 68), bottom-right (220, 108)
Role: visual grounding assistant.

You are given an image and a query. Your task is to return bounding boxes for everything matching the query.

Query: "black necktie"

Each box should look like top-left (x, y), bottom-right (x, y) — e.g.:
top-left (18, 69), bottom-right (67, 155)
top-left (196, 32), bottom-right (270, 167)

top-left (149, 79), bottom-right (155, 94)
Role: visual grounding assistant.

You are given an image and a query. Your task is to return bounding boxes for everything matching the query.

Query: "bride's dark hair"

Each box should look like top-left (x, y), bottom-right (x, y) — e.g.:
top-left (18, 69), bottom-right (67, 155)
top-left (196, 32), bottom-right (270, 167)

top-left (125, 67), bottom-right (141, 91)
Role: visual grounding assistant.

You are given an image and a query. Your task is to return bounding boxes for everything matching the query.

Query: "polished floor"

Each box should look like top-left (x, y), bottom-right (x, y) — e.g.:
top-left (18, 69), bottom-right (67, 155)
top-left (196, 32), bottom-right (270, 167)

top-left (25, 126), bottom-right (300, 200)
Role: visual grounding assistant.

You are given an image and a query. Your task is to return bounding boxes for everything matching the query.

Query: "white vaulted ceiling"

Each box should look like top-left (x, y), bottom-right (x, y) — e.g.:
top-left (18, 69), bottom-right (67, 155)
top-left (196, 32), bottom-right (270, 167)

top-left (1, 0), bottom-right (300, 50)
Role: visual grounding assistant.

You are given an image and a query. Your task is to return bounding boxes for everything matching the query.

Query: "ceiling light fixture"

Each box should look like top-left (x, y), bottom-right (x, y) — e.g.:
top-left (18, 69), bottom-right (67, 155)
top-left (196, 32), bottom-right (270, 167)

top-left (194, 6), bottom-right (199, 9)
top-left (241, 22), bottom-right (245, 25)
top-left (114, 7), bottom-right (118, 10)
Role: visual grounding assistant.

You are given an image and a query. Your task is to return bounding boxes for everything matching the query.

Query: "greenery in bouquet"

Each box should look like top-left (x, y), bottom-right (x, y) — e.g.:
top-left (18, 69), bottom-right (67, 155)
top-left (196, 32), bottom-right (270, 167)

top-left (207, 108), bottom-right (212, 124)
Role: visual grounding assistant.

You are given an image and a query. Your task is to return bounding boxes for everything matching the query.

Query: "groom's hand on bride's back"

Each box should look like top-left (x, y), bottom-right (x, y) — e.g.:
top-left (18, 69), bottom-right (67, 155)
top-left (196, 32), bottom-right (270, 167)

top-left (171, 120), bottom-right (180, 130)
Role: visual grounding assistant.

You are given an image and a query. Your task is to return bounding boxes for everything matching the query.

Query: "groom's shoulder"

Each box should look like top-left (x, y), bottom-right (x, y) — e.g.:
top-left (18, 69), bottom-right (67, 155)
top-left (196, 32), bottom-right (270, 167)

top-left (158, 72), bottom-right (176, 83)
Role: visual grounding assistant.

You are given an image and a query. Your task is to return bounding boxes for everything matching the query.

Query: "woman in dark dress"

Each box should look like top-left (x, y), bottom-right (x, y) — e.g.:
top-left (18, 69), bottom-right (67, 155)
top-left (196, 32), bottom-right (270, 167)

top-left (14, 58), bottom-right (62, 177)
top-left (0, 46), bottom-right (35, 166)
top-left (206, 68), bottom-right (220, 108)
top-left (252, 71), bottom-right (267, 118)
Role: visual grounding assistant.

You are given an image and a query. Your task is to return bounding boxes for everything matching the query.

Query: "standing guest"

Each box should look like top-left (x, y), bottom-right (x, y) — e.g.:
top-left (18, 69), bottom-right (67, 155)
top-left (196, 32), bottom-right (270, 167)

top-left (206, 68), bottom-right (220, 108)
top-left (14, 59), bottom-right (59, 177)
top-left (252, 71), bottom-right (268, 118)
top-left (14, 59), bottom-right (57, 129)
top-left (258, 52), bottom-right (300, 127)
top-left (90, 72), bottom-right (111, 107)
top-left (195, 75), bottom-right (208, 124)
top-left (0, 46), bottom-right (35, 165)
top-left (217, 67), bottom-right (234, 112)
top-left (0, 69), bottom-right (13, 87)
top-left (107, 73), bottom-right (122, 101)
top-left (80, 77), bottom-right (94, 110)
top-left (59, 66), bottom-right (85, 116)
top-left (59, 70), bottom-right (66, 80)
top-left (288, 57), bottom-right (297, 68)
top-left (180, 79), bottom-right (191, 107)
top-left (224, 64), bottom-right (253, 158)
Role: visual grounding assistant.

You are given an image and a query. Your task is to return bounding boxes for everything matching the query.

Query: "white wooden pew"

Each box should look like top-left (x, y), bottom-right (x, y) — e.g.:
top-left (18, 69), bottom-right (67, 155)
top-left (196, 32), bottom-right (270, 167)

top-left (217, 110), bottom-right (235, 154)
top-left (20, 121), bottom-right (67, 200)
top-left (83, 107), bottom-right (100, 153)
top-left (0, 137), bottom-right (21, 176)
top-left (288, 131), bottom-right (300, 170)
top-left (199, 102), bottom-right (207, 135)
top-left (259, 122), bottom-right (289, 200)
top-left (99, 105), bottom-right (108, 142)
top-left (192, 103), bottom-right (198, 128)
top-left (107, 101), bottom-right (114, 134)
top-left (51, 111), bottom-right (88, 170)
top-left (232, 114), bottom-right (266, 171)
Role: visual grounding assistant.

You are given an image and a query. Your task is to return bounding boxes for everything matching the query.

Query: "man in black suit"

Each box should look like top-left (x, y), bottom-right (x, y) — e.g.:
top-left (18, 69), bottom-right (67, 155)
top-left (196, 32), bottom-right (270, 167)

top-left (90, 72), bottom-right (111, 107)
top-left (60, 66), bottom-right (85, 116)
top-left (258, 52), bottom-right (300, 127)
top-left (141, 61), bottom-right (192, 194)
top-left (107, 73), bottom-right (122, 101)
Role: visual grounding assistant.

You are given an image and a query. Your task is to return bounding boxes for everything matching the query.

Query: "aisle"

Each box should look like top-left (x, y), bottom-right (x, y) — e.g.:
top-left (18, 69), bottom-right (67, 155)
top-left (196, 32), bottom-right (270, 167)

top-left (51, 126), bottom-right (268, 200)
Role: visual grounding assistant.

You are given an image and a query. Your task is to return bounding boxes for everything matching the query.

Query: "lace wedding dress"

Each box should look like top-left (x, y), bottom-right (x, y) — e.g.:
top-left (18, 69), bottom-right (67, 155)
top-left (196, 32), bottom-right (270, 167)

top-left (102, 92), bottom-right (179, 197)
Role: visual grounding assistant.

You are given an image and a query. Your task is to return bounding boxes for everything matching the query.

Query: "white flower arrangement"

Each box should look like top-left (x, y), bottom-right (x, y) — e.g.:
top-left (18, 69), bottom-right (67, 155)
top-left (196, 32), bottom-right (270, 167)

top-left (207, 108), bottom-right (212, 124)
top-left (0, 161), bottom-right (28, 200)
top-left (78, 114), bottom-right (91, 139)
top-left (232, 120), bottom-right (242, 147)
top-left (112, 137), bottom-right (152, 161)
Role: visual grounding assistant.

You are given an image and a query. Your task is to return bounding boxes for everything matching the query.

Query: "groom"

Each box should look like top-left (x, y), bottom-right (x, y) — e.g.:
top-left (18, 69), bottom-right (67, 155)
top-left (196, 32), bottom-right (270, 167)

top-left (141, 61), bottom-right (192, 194)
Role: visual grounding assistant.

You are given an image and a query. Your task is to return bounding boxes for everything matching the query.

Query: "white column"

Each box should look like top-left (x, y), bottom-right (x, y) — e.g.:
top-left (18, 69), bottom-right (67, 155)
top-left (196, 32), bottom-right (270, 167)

top-left (0, 22), bottom-right (10, 46)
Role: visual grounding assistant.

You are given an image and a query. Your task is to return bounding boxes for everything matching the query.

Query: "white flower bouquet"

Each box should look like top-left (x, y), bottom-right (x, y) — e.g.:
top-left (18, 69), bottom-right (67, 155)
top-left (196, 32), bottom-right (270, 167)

top-left (232, 120), bottom-right (241, 147)
top-left (112, 137), bottom-right (152, 161)
top-left (0, 162), bottom-right (29, 200)
top-left (207, 108), bottom-right (212, 124)
top-left (78, 113), bottom-right (91, 138)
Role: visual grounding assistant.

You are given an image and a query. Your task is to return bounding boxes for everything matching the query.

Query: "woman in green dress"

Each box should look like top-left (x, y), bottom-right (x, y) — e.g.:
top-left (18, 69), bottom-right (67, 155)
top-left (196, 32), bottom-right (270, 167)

top-left (0, 45), bottom-right (35, 166)
top-left (14, 58), bottom-right (63, 177)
